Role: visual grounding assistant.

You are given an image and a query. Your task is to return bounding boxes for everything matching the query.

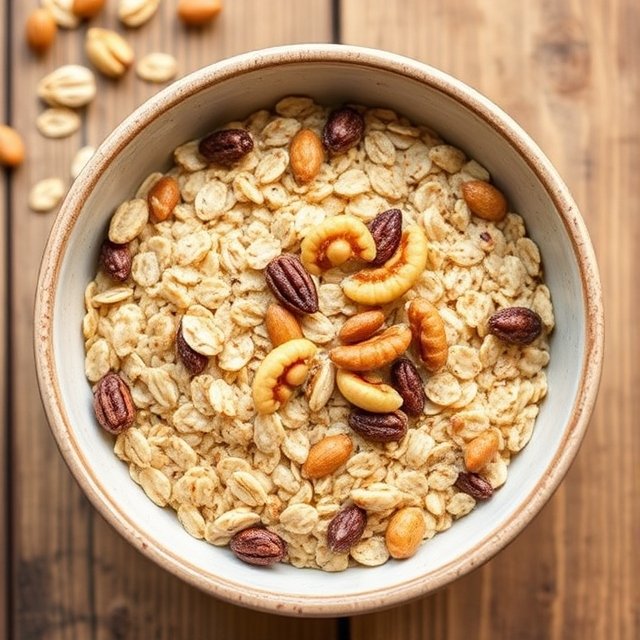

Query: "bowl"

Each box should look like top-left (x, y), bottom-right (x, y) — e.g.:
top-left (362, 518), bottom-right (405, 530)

top-left (35, 44), bottom-right (604, 616)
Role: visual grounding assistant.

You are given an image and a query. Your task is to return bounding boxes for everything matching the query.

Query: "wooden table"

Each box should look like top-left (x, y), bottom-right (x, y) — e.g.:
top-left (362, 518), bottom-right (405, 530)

top-left (2, 1), bottom-right (636, 638)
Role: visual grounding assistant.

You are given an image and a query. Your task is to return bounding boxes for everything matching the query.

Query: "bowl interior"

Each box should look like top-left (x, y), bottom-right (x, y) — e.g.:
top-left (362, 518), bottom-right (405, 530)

top-left (45, 50), bottom-right (589, 613)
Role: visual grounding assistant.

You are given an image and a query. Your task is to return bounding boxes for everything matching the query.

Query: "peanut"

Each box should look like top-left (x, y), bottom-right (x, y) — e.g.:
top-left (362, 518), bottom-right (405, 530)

top-left (25, 9), bottom-right (57, 54)
top-left (385, 507), bottom-right (426, 559)
top-left (302, 434), bottom-right (353, 479)
top-left (265, 304), bottom-right (303, 346)
top-left (148, 176), bottom-right (180, 222)
top-left (338, 309), bottom-right (385, 344)
top-left (289, 128), bottom-right (324, 183)
top-left (177, 0), bottom-right (223, 25)
top-left (464, 430), bottom-right (500, 472)
top-left (0, 125), bottom-right (25, 167)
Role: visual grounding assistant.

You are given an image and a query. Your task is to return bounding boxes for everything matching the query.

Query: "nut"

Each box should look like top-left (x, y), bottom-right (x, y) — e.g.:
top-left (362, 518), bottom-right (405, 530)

top-left (348, 409), bottom-right (408, 442)
top-left (93, 372), bottom-right (136, 434)
top-left (461, 180), bottom-right (507, 222)
top-left (0, 125), bottom-right (25, 168)
top-left (330, 324), bottom-right (412, 371)
top-left (25, 9), bottom-right (57, 53)
top-left (176, 320), bottom-right (209, 375)
top-left (252, 338), bottom-right (318, 414)
top-left (407, 298), bottom-right (448, 372)
top-left (28, 178), bottom-right (66, 212)
top-left (289, 128), bottom-right (324, 183)
top-left (136, 52), bottom-right (178, 83)
top-left (265, 304), bottom-right (303, 346)
top-left (302, 434), bottom-right (353, 479)
top-left (37, 65), bottom-right (96, 108)
top-left (338, 309), bottom-right (385, 344)
top-left (42, 0), bottom-right (80, 28)
top-left (148, 176), bottom-right (180, 222)
top-left (305, 354), bottom-right (336, 412)
top-left (327, 505), bottom-right (367, 552)
top-left (385, 507), bottom-right (426, 559)
top-left (36, 108), bottom-right (81, 138)
top-left (100, 240), bottom-right (132, 282)
top-left (454, 472), bottom-right (493, 501)
top-left (177, 0), bottom-right (223, 26)
top-left (198, 129), bottom-right (254, 165)
top-left (70, 146), bottom-right (95, 179)
top-left (118, 0), bottom-right (160, 27)
top-left (464, 430), bottom-right (500, 472)
top-left (300, 215), bottom-right (376, 275)
top-left (336, 369), bottom-right (403, 413)
top-left (86, 28), bottom-right (134, 79)
top-left (265, 254), bottom-right (319, 315)
top-left (322, 106), bottom-right (364, 153)
top-left (488, 307), bottom-right (543, 345)
top-left (229, 527), bottom-right (286, 566)
top-left (390, 358), bottom-right (426, 416)
top-left (73, 0), bottom-right (106, 18)
top-left (342, 226), bottom-right (428, 305)
top-left (369, 208), bottom-right (402, 266)
top-left (108, 198), bottom-right (149, 244)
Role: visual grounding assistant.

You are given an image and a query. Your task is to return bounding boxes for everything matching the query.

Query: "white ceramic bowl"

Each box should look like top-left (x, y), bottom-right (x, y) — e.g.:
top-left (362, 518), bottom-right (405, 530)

top-left (35, 44), bottom-right (604, 616)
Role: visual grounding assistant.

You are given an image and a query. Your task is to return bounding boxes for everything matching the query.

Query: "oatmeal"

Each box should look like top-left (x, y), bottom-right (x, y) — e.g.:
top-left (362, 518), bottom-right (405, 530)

top-left (83, 97), bottom-right (553, 570)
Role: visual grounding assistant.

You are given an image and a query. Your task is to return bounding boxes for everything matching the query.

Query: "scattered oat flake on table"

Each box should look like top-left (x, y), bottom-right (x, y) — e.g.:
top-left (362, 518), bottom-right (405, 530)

top-left (36, 107), bottom-right (81, 138)
top-left (29, 178), bottom-right (66, 212)
top-left (136, 53), bottom-right (178, 83)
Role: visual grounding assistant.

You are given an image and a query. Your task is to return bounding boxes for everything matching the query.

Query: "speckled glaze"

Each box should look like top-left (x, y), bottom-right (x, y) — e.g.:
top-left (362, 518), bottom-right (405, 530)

top-left (34, 45), bottom-right (604, 617)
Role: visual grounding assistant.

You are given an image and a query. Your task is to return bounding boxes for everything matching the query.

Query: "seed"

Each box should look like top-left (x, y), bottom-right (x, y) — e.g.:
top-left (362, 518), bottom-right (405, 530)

top-left (0, 125), bottom-right (25, 168)
top-left (36, 107), bottom-right (81, 138)
top-left (136, 52), bottom-right (178, 83)
top-left (25, 8), bottom-right (58, 54)
top-left (177, 0), bottom-right (223, 26)
top-left (28, 178), bottom-right (66, 212)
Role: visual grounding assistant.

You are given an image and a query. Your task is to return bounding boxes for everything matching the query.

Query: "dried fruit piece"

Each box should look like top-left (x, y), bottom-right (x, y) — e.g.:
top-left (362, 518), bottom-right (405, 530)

top-left (390, 358), bottom-right (426, 416)
top-left (177, 0), bottom-right (223, 26)
top-left (176, 320), bottom-right (209, 375)
top-left (322, 106), bottom-right (364, 153)
top-left (73, 0), bottom-right (106, 18)
top-left (118, 0), bottom-right (160, 27)
top-left (300, 215), bottom-right (376, 275)
top-left (198, 129), bottom-right (254, 165)
top-left (148, 176), bottom-right (180, 222)
top-left (86, 28), bottom-right (134, 78)
top-left (385, 507), bottom-right (426, 559)
top-left (338, 310), bottom-right (385, 345)
top-left (461, 180), bottom-right (508, 222)
top-left (327, 505), bottom-right (367, 552)
top-left (25, 8), bottom-right (57, 54)
top-left (342, 226), bottom-right (428, 305)
top-left (265, 304), bottom-right (303, 346)
top-left (252, 338), bottom-right (318, 414)
top-left (302, 434), bottom-right (353, 479)
top-left (93, 372), bottom-right (136, 434)
top-left (407, 298), bottom-right (448, 372)
top-left (369, 208), bottom-right (402, 266)
top-left (265, 254), bottom-right (318, 315)
top-left (230, 528), bottom-right (286, 566)
top-left (37, 65), bottom-right (96, 108)
top-left (488, 307), bottom-right (543, 345)
top-left (100, 240), bottom-right (132, 282)
top-left (305, 355), bottom-right (336, 412)
top-left (336, 369), bottom-right (403, 413)
top-left (455, 472), bottom-right (493, 500)
top-left (289, 128), bottom-right (324, 183)
top-left (464, 430), bottom-right (500, 472)
top-left (0, 125), bottom-right (25, 167)
top-left (330, 324), bottom-right (412, 371)
top-left (348, 409), bottom-right (408, 442)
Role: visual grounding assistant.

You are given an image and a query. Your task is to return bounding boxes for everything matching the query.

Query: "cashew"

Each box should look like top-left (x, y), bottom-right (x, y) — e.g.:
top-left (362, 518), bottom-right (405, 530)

top-left (300, 215), bottom-right (376, 275)
top-left (342, 225), bottom-right (428, 305)
top-left (330, 324), bottom-right (412, 371)
top-left (336, 369), bottom-right (403, 413)
top-left (407, 298), bottom-right (448, 372)
top-left (252, 339), bottom-right (318, 414)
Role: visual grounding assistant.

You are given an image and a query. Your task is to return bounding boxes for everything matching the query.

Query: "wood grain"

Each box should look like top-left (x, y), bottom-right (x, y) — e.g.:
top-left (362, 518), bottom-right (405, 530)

top-left (8, 2), bottom-right (335, 639)
top-left (342, 0), bottom-right (638, 638)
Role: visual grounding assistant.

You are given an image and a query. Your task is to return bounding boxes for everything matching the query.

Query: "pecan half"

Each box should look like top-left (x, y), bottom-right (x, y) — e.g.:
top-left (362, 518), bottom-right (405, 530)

top-left (100, 239), bottom-right (131, 282)
top-left (176, 320), bottom-right (209, 376)
top-left (488, 307), bottom-right (542, 345)
top-left (93, 372), bottom-right (136, 434)
top-left (322, 106), bottom-right (364, 153)
top-left (455, 472), bottom-right (494, 501)
top-left (327, 504), bottom-right (367, 553)
top-left (348, 409), bottom-right (408, 442)
top-left (230, 527), bottom-right (287, 566)
top-left (198, 128), bottom-right (254, 165)
top-left (265, 254), bottom-right (319, 314)
top-left (369, 208), bottom-right (402, 266)
top-left (390, 358), bottom-right (426, 416)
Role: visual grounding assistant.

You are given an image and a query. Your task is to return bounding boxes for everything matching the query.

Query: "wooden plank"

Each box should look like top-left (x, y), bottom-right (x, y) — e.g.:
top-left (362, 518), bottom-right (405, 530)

top-left (343, 0), bottom-right (637, 638)
top-left (9, 2), bottom-right (336, 639)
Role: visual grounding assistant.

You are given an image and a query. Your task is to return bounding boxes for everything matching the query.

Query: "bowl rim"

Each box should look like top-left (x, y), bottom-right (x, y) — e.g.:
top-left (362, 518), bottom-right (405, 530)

top-left (34, 43), bottom-right (604, 616)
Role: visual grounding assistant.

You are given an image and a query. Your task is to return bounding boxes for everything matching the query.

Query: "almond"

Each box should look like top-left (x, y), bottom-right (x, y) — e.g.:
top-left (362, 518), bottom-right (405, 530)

top-left (265, 304), bottom-right (303, 346)
top-left (338, 310), bottom-right (385, 344)
top-left (385, 507), bottom-right (426, 559)
top-left (289, 128), bottom-right (324, 183)
top-left (302, 434), bottom-right (353, 479)
top-left (148, 176), bottom-right (180, 222)
top-left (464, 430), bottom-right (500, 472)
top-left (25, 9), bottom-right (57, 54)
top-left (461, 180), bottom-right (508, 222)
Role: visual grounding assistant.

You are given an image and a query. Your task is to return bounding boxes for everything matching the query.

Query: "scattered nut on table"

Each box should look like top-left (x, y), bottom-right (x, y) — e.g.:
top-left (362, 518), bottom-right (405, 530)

top-left (86, 28), bottom-right (135, 78)
top-left (25, 8), bottom-right (58, 53)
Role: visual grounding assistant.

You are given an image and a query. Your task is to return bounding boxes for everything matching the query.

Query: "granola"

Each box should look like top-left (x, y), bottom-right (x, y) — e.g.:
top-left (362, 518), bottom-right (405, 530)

top-left (83, 97), bottom-right (553, 570)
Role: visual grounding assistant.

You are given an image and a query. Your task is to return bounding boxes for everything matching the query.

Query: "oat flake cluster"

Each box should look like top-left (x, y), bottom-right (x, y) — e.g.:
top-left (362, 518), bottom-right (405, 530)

top-left (83, 96), bottom-right (554, 571)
